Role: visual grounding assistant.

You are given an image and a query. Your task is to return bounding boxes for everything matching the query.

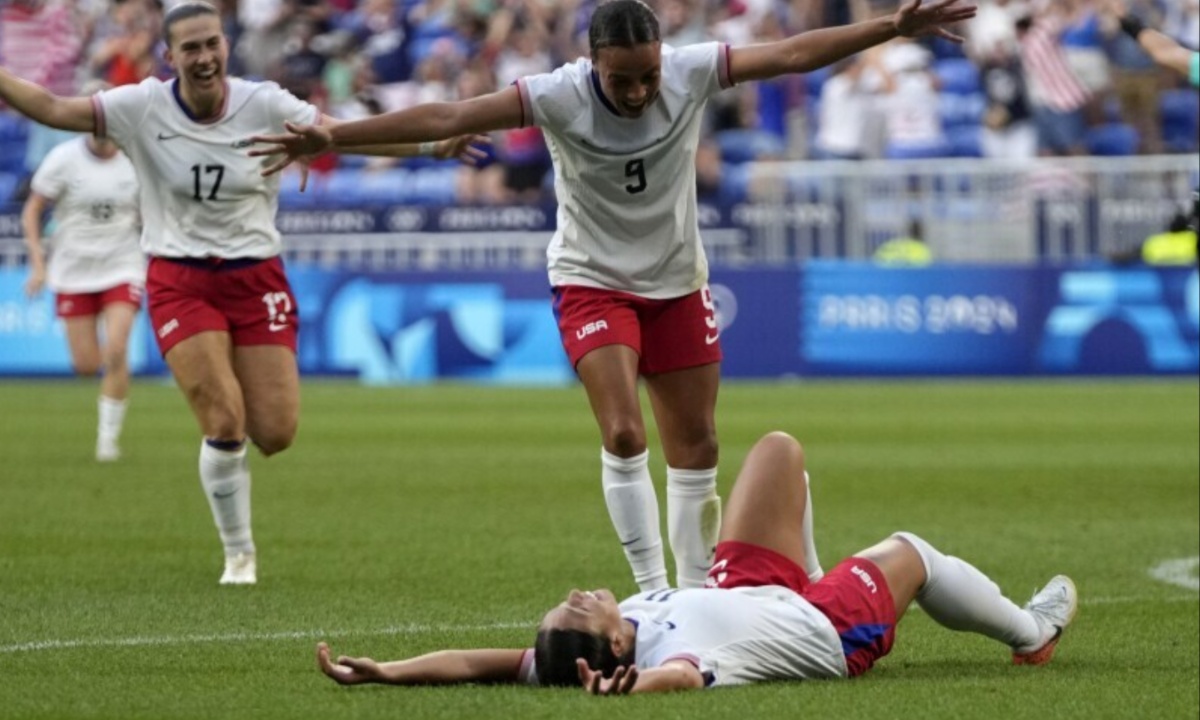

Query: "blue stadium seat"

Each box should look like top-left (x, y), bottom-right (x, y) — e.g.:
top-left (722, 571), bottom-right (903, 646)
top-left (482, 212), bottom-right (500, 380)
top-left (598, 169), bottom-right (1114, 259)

top-left (938, 92), bottom-right (986, 128)
top-left (946, 126), bottom-right (983, 157)
top-left (1160, 89), bottom-right (1199, 153)
top-left (0, 171), bottom-right (18, 202)
top-left (279, 174), bottom-right (320, 208)
top-left (884, 139), bottom-right (952, 160)
top-left (0, 140), bottom-right (26, 172)
top-left (718, 162), bottom-right (751, 204)
top-left (804, 66), bottom-right (835, 98)
top-left (409, 166), bottom-right (459, 205)
top-left (0, 113), bottom-right (30, 141)
top-left (715, 128), bottom-right (785, 163)
top-left (933, 58), bottom-right (981, 95)
top-left (930, 36), bottom-right (967, 60)
top-left (1085, 123), bottom-right (1140, 156)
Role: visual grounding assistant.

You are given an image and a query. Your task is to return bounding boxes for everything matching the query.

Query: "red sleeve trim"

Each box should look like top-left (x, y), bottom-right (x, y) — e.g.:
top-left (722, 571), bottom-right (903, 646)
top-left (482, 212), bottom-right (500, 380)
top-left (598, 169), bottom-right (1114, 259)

top-left (514, 79), bottom-right (532, 128)
top-left (719, 43), bottom-right (734, 89)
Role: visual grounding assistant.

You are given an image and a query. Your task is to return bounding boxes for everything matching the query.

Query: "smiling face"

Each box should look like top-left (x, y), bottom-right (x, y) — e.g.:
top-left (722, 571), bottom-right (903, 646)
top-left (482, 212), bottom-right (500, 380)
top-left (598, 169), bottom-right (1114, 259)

top-left (593, 42), bottom-right (662, 118)
top-left (164, 14), bottom-right (228, 109)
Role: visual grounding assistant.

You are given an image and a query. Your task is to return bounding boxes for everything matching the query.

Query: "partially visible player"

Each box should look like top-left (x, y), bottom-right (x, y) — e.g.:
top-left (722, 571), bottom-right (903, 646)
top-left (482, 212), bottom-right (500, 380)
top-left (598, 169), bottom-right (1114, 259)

top-left (253, 0), bottom-right (977, 593)
top-left (0, 1), bottom-right (483, 585)
top-left (1102, 0), bottom-right (1200, 86)
top-left (22, 81), bottom-right (143, 463)
top-left (315, 431), bottom-right (1078, 692)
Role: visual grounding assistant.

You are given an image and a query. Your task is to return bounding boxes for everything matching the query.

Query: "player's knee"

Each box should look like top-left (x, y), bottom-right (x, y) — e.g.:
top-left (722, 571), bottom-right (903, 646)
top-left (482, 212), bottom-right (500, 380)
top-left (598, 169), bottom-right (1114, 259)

top-left (103, 346), bottom-right (128, 373)
top-left (754, 431), bottom-right (804, 468)
top-left (252, 425), bottom-right (297, 457)
top-left (603, 423), bottom-right (647, 458)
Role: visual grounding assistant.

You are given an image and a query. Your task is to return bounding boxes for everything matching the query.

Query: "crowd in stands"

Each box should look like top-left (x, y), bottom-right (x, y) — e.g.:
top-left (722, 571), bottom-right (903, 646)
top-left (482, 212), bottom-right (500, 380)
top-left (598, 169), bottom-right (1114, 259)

top-left (1, 0), bottom-right (1197, 208)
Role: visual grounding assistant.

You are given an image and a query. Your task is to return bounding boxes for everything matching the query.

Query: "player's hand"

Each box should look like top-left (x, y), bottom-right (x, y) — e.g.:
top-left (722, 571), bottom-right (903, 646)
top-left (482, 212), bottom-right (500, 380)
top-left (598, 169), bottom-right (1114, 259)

top-left (250, 121), bottom-right (333, 177)
top-left (893, 0), bottom-right (977, 43)
top-left (317, 642), bottom-right (383, 685)
top-left (24, 266), bottom-right (45, 298)
top-left (577, 659), bottom-right (639, 695)
top-left (435, 134), bottom-right (492, 165)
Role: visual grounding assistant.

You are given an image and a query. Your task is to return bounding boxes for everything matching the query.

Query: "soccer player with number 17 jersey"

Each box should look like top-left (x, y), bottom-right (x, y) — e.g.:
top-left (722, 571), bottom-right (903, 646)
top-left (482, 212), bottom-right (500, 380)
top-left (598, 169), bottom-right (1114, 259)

top-left (0, 0), bottom-right (484, 585)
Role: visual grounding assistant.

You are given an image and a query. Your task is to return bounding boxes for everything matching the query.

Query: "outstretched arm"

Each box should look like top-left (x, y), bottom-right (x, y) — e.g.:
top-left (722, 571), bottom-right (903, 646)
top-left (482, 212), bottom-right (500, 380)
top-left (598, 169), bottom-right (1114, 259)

top-left (1103, 0), bottom-right (1196, 77)
top-left (577, 659), bottom-right (705, 695)
top-left (317, 642), bottom-right (531, 686)
top-left (0, 68), bottom-right (96, 133)
top-left (728, 0), bottom-right (976, 83)
top-left (252, 88), bottom-right (521, 175)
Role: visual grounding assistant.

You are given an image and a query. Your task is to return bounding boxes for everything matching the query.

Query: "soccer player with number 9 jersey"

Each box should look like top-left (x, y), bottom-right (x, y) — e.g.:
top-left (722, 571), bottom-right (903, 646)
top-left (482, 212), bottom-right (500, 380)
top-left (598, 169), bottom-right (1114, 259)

top-left (254, 0), bottom-right (980, 593)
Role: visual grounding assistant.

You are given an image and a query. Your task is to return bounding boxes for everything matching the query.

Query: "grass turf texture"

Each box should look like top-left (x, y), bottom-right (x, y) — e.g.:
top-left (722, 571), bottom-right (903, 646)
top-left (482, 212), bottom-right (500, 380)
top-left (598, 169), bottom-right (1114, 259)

top-left (0, 379), bottom-right (1196, 719)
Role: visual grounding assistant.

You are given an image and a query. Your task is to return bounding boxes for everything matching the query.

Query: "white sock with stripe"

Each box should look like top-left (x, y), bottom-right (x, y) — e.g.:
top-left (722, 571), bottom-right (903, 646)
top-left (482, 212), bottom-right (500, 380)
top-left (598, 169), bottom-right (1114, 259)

top-left (199, 440), bottom-right (255, 557)
top-left (602, 448), bottom-right (668, 591)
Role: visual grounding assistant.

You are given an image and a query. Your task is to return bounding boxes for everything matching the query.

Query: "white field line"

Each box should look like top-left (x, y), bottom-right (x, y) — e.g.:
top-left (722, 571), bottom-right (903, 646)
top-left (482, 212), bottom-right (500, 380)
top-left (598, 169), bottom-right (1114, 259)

top-left (2, 593), bottom-right (1197, 655)
top-left (1148, 556), bottom-right (1200, 592)
top-left (0, 620), bottom-right (531, 655)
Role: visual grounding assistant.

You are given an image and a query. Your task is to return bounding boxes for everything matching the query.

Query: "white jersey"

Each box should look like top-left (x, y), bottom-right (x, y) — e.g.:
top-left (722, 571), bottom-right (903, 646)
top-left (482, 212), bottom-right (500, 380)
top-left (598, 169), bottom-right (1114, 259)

top-left (617, 586), bottom-right (847, 686)
top-left (517, 42), bottom-right (732, 299)
top-left (30, 137), bottom-right (145, 294)
top-left (93, 77), bottom-right (318, 259)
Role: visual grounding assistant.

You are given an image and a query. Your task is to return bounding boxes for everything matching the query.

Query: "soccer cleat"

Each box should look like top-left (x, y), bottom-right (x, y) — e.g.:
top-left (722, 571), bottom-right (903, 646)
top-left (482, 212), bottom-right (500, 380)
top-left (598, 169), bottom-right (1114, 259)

top-left (1012, 575), bottom-right (1077, 665)
top-left (95, 437), bottom-right (121, 462)
top-left (219, 552), bottom-right (257, 585)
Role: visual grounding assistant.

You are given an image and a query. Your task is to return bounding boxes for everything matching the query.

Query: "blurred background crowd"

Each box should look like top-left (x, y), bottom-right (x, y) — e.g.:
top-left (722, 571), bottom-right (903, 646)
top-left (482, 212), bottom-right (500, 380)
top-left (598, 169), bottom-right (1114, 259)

top-left (1, 0), bottom-right (1198, 207)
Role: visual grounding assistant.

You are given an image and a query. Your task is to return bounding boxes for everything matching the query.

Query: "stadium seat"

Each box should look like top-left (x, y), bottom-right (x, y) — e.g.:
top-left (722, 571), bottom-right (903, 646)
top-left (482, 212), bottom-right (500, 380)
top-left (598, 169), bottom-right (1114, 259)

top-left (409, 166), bottom-right (459, 205)
top-left (1085, 123), bottom-right (1140, 156)
top-left (938, 92), bottom-right (986, 128)
top-left (0, 171), bottom-right (18, 202)
top-left (946, 126), bottom-right (983, 157)
top-left (1160, 89), bottom-right (1199, 153)
top-left (930, 36), bottom-right (967, 60)
top-left (0, 140), bottom-right (26, 172)
top-left (933, 58), bottom-right (981, 95)
top-left (0, 112), bottom-right (29, 141)
top-left (715, 128), bottom-right (785, 163)
top-left (884, 139), bottom-right (952, 160)
top-left (718, 162), bottom-right (752, 203)
top-left (804, 65), bottom-right (834, 98)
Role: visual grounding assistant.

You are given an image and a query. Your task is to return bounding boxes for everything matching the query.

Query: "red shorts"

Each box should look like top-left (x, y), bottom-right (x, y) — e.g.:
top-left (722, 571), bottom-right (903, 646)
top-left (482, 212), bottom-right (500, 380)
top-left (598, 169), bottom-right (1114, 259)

top-left (146, 256), bottom-right (299, 356)
top-left (55, 284), bottom-right (143, 318)
top-left (706, 541), bottom-right (897, 678)
top-left (551, 285), bottom-right (722, 375)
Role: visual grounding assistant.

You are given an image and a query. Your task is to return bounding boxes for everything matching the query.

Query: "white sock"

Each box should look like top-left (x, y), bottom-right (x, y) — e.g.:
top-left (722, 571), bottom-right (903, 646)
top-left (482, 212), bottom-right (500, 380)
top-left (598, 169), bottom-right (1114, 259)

top-left (98, 395), bottom-right (127, 444)
top-left (802, 472), bottom-right (824, 582)
top-left (602, 448), bottom-right (668, 591)
top-left (199, 440), bottom-right (255, 557)
top-left (894, 532), bottom-right (1040, 649)
top-left (666, 466), bottom-right (721, 589)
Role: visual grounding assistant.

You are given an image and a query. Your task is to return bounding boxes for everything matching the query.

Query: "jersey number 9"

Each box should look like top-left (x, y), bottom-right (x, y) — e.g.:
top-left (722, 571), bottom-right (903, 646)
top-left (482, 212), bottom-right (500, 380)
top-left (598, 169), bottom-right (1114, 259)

top-left (625, 159), bottom-right (647, 194)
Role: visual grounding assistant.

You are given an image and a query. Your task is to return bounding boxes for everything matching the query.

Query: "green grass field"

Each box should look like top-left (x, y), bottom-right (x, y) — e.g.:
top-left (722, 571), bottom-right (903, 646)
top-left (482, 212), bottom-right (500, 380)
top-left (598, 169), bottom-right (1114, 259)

top-left (1, 379), bottom-right (1197, 719)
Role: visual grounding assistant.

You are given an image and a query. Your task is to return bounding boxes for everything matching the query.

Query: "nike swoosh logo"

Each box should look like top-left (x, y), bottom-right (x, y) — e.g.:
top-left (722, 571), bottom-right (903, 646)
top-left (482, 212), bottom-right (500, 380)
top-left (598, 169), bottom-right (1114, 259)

top-left (268, 323), bottom-right (288, 332)
top-left (704, 333), bottom-right (719, 345)
top-left (157, 132), bottom-right (182, 141)
top-left (665, 621), bottom-right (676, 630)
top-left (213, 488), bottom-right (238, 499)
top-left (620, 536), bottom-right (642, 547)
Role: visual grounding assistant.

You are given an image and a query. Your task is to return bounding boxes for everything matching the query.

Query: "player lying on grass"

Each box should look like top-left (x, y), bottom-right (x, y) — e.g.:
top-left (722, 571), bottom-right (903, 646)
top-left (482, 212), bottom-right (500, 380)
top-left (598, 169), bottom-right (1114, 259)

top-left (317, 431), bottom-right (1078, 692)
